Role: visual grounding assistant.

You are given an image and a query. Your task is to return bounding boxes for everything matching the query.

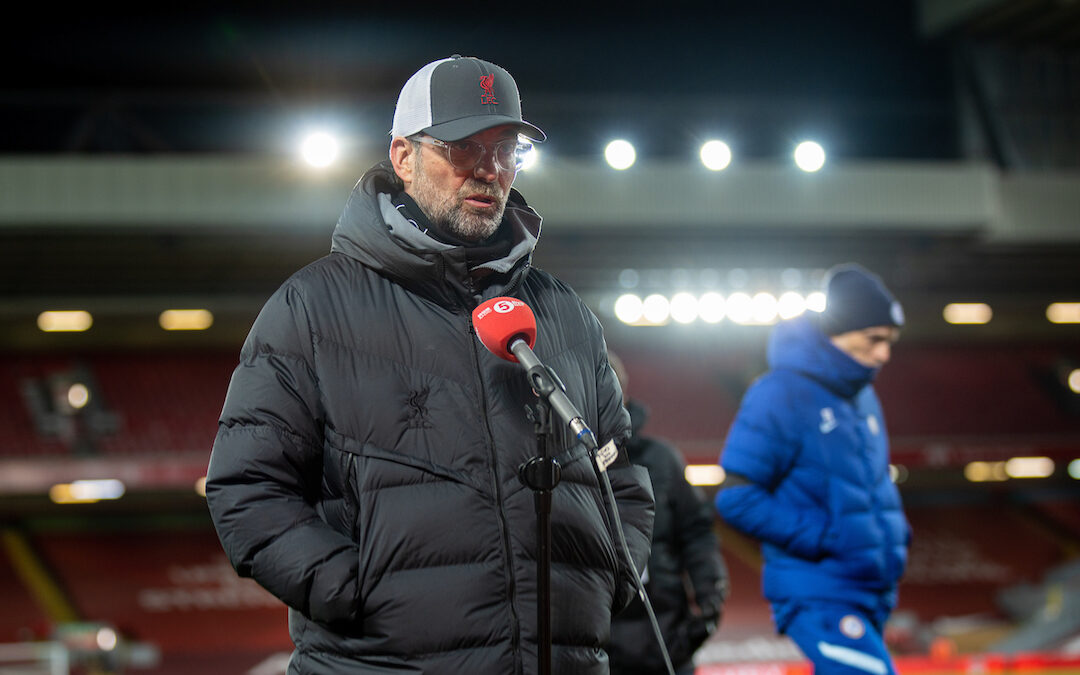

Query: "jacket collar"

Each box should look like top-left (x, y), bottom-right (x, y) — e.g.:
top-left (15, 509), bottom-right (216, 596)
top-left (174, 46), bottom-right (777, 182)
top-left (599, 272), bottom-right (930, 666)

top-left (766, 314), bottom-right (877, 399)
top-left (329, 160), bottom-right (541, 308)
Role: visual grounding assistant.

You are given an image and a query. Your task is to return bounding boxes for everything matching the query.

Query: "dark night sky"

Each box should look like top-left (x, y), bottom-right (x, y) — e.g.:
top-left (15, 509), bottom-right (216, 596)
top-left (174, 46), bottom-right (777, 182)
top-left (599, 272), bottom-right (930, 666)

top-left (4, 2), bottom-right (958, 159)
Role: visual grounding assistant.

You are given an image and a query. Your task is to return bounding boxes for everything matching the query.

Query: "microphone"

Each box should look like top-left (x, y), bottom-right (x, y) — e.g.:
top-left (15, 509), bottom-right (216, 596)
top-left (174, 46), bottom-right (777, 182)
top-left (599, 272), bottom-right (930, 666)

top-left (472, 297), bottom-right (598, 451)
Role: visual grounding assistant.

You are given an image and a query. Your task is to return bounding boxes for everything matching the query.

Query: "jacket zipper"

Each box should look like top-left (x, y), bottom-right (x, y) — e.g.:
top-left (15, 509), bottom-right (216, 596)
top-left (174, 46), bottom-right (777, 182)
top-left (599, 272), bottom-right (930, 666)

top-left (466, 307), bottom-right (523, 675)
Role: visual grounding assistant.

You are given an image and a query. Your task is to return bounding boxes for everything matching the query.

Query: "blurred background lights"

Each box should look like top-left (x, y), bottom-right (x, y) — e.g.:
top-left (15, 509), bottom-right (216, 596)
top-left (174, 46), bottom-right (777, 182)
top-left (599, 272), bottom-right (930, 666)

top-left (751, 292), bottom-right (779, 324)
top-left (1004, 456), bottom-right (1054, 478)
top-left (195, 476), bottom-right (208, 497)
top-left (698, 292), bottom-right (726, 323)
top-left (604, 139), bottom-right (636, 170)
top-left (964, 461), bottom-right (1008, 482)
top-left (618, 269), bottom-right (640, 288)
top-left (685, 465), bottom-right (725, 486)
top-left (38, 310), bottom-right (92, 332)
top-left (1069, 369), bottom-right (1080, 394)
top-left (669, 292), bottom-right (699, 323)
top-left (96, 626), bottom-right (119, 651)
top-left (725, 292), bottom-right (753, 324)
top-left (700, 140), bottom-right (732, 171)
top-left (1069, 459), bottom-right (1080, 480)
top-left (793, 140), bottom-right (826, 172)
top-left (889, 464), bottom-right (909, 484)
top-left (641, 294), bottom-right (671, 324)
top-left (614, 294), bottom-right (644, 324)
top-left (781, 268), bottom-right (803, 288)
top-left (159, 309), bottom-right (214, 331)
top-left (49, 479), bottom-right (126, 504)
top-left (777, 291), bottom-right (807, 319)
top-left (1046, 302), bottom-right (1080, 323)
top-left (299, 131), bottom-right (340, 168)
top-left (67, 383), bottom-right (90, 410)
top-left (943, 303), bottom-right (993, 324)
top-left (519, 144), bottom-right (539, 171)
top-left (806, 291), bottom-right (827, 312)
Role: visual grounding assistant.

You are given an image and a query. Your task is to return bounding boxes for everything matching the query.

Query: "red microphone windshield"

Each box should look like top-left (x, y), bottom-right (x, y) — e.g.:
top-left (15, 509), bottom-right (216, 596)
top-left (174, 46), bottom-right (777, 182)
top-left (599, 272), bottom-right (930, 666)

top-left (472, 297), bottom-right (537, 362)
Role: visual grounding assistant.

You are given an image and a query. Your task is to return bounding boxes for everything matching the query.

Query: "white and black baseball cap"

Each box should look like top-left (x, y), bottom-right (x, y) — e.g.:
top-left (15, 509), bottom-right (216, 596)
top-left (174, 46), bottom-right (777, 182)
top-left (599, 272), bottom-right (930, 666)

top-left (390, 55), bottom-right (545, 142)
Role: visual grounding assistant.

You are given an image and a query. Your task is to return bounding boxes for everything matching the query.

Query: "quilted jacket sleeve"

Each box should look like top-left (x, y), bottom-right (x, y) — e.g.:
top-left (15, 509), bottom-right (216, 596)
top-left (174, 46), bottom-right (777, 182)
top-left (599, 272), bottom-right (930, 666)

top-left (665, 444), bottom-right (728, 609)
top-left (714, 377), bottom-right (828, 560)
top-left (205, 282), bottom-right (360, 625)
top-left (595, 335), bottom-right (655, 613)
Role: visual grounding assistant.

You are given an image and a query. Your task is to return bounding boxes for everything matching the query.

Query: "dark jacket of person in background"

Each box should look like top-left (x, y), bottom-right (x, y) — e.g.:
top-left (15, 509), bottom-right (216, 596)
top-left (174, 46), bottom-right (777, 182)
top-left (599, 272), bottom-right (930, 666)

top-left (204, 160), bottom-right (655, 674)
top-left (609, 399), bottom-right (730, 675)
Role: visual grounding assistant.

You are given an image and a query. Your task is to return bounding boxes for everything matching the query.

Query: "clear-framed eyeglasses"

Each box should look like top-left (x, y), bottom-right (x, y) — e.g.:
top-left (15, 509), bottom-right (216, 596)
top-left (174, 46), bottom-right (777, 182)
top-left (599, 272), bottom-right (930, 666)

top-left (413, 135), bottom-right (533, 173)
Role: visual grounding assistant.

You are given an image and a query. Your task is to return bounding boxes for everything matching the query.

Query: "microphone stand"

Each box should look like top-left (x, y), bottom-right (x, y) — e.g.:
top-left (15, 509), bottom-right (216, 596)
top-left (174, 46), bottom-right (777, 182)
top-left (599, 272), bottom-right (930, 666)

top-left (506, 336), bottom-right (677, 675)
top-left (516, 353), bottom-right (564, 675)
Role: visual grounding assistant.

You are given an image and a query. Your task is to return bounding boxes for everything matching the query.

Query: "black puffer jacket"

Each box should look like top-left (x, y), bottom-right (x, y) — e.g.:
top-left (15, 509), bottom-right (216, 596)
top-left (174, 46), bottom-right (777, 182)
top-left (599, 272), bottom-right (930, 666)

top-left (608, 400), bottom-right (729, 674)
top-left (205, 161), bottom-right (654, 674)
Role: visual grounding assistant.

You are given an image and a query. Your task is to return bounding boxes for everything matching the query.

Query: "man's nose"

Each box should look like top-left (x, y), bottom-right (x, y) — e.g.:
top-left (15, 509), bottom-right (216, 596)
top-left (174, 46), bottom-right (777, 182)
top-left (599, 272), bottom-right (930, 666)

top-left (472, 148), bottom-right (501, 182)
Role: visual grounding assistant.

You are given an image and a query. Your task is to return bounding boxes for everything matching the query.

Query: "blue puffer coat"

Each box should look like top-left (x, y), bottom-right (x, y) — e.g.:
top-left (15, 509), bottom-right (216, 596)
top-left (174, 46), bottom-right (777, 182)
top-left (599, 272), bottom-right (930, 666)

top-left (715, 315), bottom-right (910, 621)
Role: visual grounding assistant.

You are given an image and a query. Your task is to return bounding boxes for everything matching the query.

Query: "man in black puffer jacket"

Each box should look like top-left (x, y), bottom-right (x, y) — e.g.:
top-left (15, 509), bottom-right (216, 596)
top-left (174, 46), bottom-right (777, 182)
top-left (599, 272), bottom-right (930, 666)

top-left (607, 353), bottom-right (730, 675)
top-left (205, 55), bottom-right (654, 674)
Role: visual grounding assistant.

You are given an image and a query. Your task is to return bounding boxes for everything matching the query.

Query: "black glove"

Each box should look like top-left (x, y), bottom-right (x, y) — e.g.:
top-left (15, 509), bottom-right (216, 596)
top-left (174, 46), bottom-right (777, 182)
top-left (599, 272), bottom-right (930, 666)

top-left (684, 602), bottom-right (722, 655)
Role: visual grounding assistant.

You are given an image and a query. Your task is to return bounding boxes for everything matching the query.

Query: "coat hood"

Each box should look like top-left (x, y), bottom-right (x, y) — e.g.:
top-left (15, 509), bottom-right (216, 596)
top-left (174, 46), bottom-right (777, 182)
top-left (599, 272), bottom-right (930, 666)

top-left (329, 160), bottom-right (542, 307)
top-left (767, 314), bottom-right (877, 399)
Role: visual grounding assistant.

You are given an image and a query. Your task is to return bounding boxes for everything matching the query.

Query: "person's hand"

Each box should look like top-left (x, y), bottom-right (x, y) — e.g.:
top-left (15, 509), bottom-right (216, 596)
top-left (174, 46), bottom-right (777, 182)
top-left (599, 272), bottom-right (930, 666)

top-left (685, 601), bottom-right (722, 653)
top-left (699, 600), bottom-right (722, 634)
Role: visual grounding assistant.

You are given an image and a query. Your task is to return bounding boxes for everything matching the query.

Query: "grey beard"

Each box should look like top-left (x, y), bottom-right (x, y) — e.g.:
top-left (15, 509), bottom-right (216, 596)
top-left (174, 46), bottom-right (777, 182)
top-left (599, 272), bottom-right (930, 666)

top-left (411, 153), bottom-right (507, 242)
top-left (430, 196), bottom-right (505, 242)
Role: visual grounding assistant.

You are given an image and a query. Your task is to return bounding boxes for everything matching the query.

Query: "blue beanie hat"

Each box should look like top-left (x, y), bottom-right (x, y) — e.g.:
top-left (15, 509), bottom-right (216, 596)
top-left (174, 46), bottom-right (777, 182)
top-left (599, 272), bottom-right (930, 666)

top-left (819, 263), bottom-right (904, 336)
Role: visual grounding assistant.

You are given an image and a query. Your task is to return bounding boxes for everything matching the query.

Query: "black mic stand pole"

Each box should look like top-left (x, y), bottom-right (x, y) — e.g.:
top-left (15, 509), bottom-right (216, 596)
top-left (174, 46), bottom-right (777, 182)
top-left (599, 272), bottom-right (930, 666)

top-left (507, 337), bottom-right (677, 675)
top-left (517, 356), bottom-right (563, 675)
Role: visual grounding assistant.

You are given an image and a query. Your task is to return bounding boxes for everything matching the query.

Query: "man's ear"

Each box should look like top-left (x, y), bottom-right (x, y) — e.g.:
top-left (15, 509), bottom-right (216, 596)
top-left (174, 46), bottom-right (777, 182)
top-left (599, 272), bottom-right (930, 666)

top-left (389, 137), bottom-right (415, 185)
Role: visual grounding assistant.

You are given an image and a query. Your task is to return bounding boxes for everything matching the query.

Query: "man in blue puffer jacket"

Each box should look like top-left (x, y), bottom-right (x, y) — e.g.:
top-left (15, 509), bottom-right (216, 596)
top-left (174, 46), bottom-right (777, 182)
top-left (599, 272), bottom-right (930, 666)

top-left (715, 263), bottom-right (911, 675)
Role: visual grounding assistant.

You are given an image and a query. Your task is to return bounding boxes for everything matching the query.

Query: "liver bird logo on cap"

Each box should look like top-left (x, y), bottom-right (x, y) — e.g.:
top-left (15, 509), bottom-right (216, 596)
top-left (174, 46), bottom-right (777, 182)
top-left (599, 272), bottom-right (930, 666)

top-left (479, 74), bottom-right (497, 105)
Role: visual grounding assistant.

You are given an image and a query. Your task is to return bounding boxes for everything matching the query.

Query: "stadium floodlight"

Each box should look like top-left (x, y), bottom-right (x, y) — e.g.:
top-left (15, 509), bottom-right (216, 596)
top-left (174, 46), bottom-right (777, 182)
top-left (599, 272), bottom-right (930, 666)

top-left (751, 292), bottom-right (779, 324)
top-left (698, 292), bottom-right (726, 323)
top-left (604, 139), bottom-right (636, 170)
top-left (1069, 369), bottom-right (1080, 394)
top-left (806, 291), bottom-right (827, 313)
top-left (614, 294), bottom-right (644, 324)
top-left (725, 292), bottom-right (753, 324)
top-left (700, 140), bottom-right (732, 171)
top-left (794, 140), bottom-right (826, 172)
top-left (1047, 302), bottom-right (1080, 323)
top-left (670, 292), bottom-right (699, 324)
top-left (777, 292), bottom-right (807, 319)
top-left (519, 144), bottom-right (539, 171)
top-left (300, 130), bottom-right (340, 168)
top-left (943, 303), bottom-right (992, 325)
top-left (38, 310), bottom-right (92, 332)
top-left (642, 294), bottom-right (671, 324)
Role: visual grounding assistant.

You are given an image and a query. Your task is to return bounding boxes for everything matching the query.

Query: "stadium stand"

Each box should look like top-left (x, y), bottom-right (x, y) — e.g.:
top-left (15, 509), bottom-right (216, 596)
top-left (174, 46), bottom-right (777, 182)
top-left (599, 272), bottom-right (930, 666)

top-left (0, 533), bottom-right (50, 643)
top-left (0, 339), bottom-right (1076, 672)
